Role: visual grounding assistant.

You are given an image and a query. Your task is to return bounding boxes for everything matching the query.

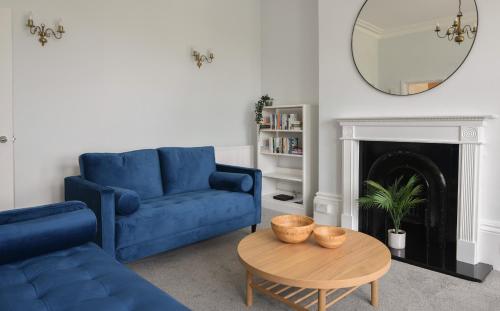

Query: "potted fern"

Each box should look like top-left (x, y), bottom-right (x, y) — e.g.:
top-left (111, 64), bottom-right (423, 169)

top-left (358, 175), bottom-right (425, 249)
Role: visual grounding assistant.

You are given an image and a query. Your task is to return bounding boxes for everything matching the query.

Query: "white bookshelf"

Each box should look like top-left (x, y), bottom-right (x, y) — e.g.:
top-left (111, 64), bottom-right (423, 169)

top-left (257, 104), bottom-right (318, 216)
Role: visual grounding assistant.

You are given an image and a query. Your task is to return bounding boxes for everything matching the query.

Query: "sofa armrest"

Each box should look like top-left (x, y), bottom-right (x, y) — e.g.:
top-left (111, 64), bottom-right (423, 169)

top-left (0, 201), bottom-right (95, 264)
top-left (215, 164), bottom-right (262, 224)
top-left (64, 176), bottom-right (116, 258)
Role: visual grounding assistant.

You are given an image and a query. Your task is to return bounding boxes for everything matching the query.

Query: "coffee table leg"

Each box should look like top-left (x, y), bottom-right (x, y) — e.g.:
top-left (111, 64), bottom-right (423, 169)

top-left (371, 280), bottom-right (379, 307)
top-left (246, 270), bottom-right (253, 307)
top-left (318, 289), bottom-right (326, 311)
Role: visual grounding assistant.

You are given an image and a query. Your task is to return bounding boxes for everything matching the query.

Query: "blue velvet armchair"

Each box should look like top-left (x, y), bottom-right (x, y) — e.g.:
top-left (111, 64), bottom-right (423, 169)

top-left (0, 201), bottom-right (189, 311)
top-left (65, 146), bottom-right (262, 263)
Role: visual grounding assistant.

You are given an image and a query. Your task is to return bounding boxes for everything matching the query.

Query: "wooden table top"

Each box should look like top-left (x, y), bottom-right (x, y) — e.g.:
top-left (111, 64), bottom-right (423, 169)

top-left (238, 229), bottom-right (391, 289)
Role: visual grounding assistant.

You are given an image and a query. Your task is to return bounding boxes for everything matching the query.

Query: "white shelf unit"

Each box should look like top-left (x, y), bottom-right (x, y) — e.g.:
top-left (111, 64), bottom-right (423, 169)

top-left (257, 105), bottom-right (318, 216)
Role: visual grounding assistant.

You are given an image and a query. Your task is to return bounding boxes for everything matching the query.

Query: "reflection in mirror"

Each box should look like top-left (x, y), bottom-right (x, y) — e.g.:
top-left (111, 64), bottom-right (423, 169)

top-left (352, 0), bottom-right (478, 96)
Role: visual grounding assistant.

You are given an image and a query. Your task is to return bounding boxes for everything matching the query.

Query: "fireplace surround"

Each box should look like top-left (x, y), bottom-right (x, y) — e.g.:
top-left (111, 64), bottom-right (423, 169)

top-left (338, 116), bottom-right (494, 281)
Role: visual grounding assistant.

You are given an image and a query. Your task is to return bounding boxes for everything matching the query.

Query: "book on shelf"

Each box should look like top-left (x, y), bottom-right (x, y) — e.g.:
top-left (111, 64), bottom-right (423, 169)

top-left (290, 120), bottom-right (302, 131)
top-left (266, 137), bottom-right (301, 155)
top-left (266, 112), bottom-right (301, 130)
top-left (259, 123), bottom-right (271, 129)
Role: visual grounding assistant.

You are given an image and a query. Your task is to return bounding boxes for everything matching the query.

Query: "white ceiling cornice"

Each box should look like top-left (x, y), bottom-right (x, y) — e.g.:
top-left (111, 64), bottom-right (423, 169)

top-left (356, 11), bottom-right (477, 39)
top-left (355, 19), bottom-right (383, 38)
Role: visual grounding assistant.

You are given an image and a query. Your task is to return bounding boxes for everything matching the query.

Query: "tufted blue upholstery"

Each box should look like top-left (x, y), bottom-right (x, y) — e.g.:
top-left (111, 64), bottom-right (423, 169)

top-left (65, 146), bottom-right (262, 263)
top-left (0, 202), bottom-right (189, 311)
top-left (115, 190), bottom-right (254, 258)
top-left (0, 243), bottom-right (189, 311)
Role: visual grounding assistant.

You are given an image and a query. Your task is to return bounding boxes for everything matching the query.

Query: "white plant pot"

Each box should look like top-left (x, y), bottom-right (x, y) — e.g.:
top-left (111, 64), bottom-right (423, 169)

top-left (388, 229), bottom-right (406, 249)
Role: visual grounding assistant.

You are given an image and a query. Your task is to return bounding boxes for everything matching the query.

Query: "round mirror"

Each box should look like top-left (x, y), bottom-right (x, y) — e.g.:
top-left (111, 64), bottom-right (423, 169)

top-left (352, 0), bottom-right (478, 96)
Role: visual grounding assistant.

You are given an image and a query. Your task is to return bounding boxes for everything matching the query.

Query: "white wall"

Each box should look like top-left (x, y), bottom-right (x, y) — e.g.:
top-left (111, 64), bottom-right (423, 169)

top-left (0, 0), bottom-right (261, 207)
top-left (261, 0), bottom-right (318, 106)
top-left (319, 0), bottom-right (500, 269)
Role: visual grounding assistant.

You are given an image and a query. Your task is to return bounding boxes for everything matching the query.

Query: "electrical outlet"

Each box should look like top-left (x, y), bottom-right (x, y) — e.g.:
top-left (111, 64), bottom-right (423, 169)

top-left (315, 203), bottom-right (329, 214)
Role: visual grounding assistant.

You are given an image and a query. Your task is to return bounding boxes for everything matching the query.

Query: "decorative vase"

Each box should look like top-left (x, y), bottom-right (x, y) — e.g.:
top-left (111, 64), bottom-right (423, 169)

top-left (388, 229), bottom-right (406, 249)
top-left (264, 99), bottom-right (273, 106)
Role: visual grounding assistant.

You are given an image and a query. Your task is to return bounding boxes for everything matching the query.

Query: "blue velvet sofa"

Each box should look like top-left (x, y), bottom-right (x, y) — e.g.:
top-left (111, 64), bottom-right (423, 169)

top-left (0, 201), bottom-right (189, 311)
top-left (65, 146), bottom-right (262, 263)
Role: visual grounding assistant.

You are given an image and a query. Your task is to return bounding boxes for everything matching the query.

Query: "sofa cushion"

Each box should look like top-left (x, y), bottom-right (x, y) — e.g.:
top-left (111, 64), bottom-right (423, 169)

top-left (110, 187), bottom-right (141, 216)
top-left (80, 149), bottom-right (163, 200)
top-left (158, 147), bottom-right (216, 194)
top-left (115, 189), bottom-right (254, 250)
top-left (0, 242), bottom-right (189, 311)
top-left (209, 172), bottom-right (253, 193)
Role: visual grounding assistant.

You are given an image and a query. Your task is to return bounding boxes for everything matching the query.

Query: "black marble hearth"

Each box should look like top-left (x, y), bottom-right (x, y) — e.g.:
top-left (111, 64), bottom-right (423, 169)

top-left (359, 141), bottom-right (492, 282)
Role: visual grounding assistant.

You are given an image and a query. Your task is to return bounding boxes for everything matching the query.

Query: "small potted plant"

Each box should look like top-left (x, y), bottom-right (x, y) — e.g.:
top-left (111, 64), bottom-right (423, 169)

top-left (261, 94), bottom-right (274, 107)
top-left (358, 175), bottom-right (425, 249)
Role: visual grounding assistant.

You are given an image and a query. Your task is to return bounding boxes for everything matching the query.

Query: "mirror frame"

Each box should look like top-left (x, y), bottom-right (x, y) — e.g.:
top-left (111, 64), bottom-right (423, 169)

top-left (351, 0), bottom-right (479, 96)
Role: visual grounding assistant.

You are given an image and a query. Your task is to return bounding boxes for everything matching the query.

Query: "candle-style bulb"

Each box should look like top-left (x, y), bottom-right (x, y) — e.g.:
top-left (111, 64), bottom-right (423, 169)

top-left (57, 18), bottom-right (65, 33)
top-left (26, 11), bottom-right (34, 27)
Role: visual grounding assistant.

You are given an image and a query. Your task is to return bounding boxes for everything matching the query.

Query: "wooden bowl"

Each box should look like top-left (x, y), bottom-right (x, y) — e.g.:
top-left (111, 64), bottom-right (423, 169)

top-left (313, 226), bottom-right (347, 249)
top-left (271, 215), bottom-right (315, 244)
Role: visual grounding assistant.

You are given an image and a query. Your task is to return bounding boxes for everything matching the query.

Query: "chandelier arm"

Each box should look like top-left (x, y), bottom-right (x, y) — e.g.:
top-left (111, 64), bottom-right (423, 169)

top-left (466, 30), bottom-right (474, 39)
top-left (463, 25), bottom-right (476, 39)
top-left (29, 26), bottom-right (41, 35)
top-left (436, 32), bottom-right (446, 39)
top-left (435, 30), bottom-right (450, 39)
top-left (201, 55), bottom-right (214, 64)
top-left (45, 28), bottom-right (62, 39)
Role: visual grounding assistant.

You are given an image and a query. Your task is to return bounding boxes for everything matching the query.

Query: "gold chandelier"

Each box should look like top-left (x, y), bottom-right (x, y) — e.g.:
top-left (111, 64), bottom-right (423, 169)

top-left (434, 0), bottom-right (477, 44)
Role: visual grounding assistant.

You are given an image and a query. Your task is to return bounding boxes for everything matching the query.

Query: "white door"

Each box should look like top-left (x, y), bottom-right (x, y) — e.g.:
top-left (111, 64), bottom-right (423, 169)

top-left (0, 9), bottom-right (14, 211)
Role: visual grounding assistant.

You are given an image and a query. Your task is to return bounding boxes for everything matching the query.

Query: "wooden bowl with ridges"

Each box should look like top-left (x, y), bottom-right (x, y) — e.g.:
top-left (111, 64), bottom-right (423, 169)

top-left (313, 226), bottom-right (347, 249)
top-left (271, 215), bottom-right (315, 244)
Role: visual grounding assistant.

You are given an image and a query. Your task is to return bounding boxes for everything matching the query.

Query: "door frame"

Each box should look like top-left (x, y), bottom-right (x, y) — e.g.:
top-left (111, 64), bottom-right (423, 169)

top-left (0, 8), bottom-right (15, 210)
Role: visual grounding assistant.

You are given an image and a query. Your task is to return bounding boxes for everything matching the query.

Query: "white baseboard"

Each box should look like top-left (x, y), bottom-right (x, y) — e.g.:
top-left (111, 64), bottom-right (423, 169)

top-left (479, 219), bottom-right (500, 271)
top-left (313, 192), bottom-right (342, 226)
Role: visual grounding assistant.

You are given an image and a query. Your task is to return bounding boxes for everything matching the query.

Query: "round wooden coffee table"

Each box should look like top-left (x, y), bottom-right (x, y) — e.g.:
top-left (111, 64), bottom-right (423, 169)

top-left (238, 228), bottom-right (391, 311)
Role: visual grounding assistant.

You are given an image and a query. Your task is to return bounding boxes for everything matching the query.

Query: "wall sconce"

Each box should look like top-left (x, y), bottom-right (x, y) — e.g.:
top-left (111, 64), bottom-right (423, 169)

top-left (26, 13), bottom-right (65, 47)
top-left (192, 50), bottom-right (214, 68)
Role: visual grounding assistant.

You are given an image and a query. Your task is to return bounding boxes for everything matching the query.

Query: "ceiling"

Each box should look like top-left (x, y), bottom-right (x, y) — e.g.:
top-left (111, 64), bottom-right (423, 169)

top-left (357, 0), bottom-right (477, 31)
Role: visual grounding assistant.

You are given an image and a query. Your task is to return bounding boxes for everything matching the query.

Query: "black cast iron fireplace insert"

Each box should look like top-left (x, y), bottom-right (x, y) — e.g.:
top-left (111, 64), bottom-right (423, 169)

top-left (359, 141), bottom-right (492, 282)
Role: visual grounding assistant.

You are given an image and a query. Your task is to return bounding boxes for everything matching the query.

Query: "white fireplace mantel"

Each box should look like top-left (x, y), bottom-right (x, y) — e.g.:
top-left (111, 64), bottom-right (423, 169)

top-left (338, 115), bottom-right (495, 264)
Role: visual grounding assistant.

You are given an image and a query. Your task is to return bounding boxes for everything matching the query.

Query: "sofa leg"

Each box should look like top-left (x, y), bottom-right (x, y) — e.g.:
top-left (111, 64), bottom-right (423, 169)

top-left (251, 224), bottom-right (257, 233)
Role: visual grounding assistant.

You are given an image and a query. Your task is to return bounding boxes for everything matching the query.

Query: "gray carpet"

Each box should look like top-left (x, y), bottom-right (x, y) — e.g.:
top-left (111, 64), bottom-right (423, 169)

top-left (129, 209), bottom-right (500, 311)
